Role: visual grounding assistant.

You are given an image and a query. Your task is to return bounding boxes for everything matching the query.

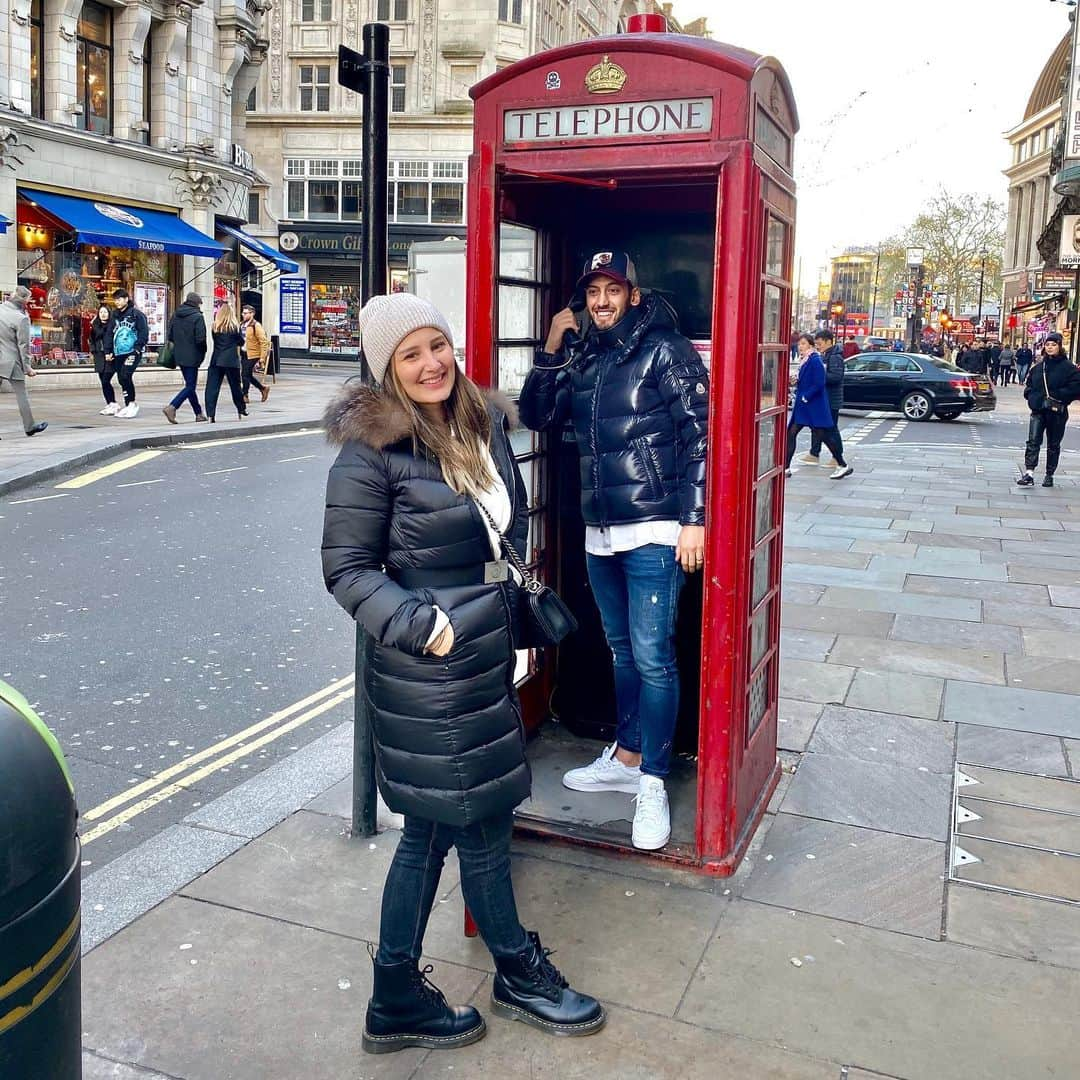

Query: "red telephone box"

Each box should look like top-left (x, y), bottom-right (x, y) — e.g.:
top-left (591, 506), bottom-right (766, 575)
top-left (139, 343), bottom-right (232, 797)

top-left (465, 30), bottom-right (798, 874)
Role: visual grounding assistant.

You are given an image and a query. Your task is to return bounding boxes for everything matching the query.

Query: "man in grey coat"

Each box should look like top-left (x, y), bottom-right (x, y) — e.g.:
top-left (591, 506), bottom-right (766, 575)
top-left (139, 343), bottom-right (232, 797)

top-left (0, 285), bottom-right (47, 438)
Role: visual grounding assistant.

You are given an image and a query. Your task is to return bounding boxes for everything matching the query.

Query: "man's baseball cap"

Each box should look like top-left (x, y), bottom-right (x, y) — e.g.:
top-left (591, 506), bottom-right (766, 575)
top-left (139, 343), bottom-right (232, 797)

top-left (576, 250), bottom-right (637, 290)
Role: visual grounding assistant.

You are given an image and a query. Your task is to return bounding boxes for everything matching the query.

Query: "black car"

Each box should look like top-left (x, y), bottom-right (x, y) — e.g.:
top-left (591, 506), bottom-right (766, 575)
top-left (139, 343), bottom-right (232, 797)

top-left (842, 352), bottom-right (996, 421)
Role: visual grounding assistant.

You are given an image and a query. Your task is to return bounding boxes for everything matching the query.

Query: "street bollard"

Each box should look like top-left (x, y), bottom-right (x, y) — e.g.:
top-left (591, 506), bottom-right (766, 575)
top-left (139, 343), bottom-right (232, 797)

top-left (0, 679), bottom-right (82, 1080)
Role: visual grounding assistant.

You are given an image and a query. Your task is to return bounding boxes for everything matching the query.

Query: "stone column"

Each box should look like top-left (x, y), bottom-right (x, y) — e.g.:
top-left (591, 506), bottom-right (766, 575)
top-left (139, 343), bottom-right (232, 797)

top-left (43, 0), bottom-right (82, 127)
top-left (149, 3), bottom-right (190, 148)
top-left (183, 1), bottom-right (214, 150)
top-left (112, 0), bottom-right (151, 141)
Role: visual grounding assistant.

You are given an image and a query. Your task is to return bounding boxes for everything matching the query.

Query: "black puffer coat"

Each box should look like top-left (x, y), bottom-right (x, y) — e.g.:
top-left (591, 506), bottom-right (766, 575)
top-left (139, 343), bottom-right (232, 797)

top-left (821, 343), bottom-right (845, 411)
top-left (519, 293), bottom-right (708, 528)
top-left (321, 383), bottom-right (531, 827)
top-left (1024, 354), bottom-right (1080, 413)
top-left (167, 303), bottom-right (207, 368)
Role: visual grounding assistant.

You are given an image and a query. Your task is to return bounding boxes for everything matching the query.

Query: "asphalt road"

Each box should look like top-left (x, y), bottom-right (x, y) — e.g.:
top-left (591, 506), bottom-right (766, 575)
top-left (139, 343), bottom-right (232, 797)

top-left (0, 429), bottom-right (352, 874)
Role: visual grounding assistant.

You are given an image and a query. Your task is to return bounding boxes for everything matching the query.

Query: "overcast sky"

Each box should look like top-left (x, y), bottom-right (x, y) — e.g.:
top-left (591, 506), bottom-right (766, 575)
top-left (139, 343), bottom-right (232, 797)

top-left (670, 0), bottom-right (1069, 294)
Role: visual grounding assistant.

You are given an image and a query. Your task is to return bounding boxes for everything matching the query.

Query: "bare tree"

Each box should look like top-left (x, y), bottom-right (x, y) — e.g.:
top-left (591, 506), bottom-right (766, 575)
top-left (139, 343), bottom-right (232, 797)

top-left (863, 192), bottom-right (1006, 321)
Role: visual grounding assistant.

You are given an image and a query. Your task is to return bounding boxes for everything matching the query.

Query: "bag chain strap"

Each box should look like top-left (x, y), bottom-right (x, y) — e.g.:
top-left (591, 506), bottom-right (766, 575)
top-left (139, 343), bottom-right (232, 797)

top-left (474, 501), bottom-right (543, 594)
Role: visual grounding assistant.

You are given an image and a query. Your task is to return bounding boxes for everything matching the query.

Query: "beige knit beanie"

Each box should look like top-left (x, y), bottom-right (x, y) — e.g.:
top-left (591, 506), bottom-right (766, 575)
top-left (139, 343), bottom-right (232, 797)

top-left (357, 292), bottom-right (454, 385)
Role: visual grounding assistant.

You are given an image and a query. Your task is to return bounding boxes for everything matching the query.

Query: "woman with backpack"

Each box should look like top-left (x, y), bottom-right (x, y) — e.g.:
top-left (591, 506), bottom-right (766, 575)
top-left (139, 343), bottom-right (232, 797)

top-left (240, 304), bottom-right (271, 404)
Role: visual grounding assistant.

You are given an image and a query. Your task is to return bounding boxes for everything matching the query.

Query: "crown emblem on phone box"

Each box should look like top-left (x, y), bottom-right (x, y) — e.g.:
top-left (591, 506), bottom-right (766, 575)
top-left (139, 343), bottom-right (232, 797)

top-left (585, 56), bottom-right (627, 95)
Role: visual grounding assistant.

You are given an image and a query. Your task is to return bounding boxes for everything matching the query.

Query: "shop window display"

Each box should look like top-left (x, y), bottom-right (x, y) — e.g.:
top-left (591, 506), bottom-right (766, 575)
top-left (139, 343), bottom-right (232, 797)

top-left (309, 283), bottom-right (360, 354)
top-left (16, 204), bottom-right (177, 367)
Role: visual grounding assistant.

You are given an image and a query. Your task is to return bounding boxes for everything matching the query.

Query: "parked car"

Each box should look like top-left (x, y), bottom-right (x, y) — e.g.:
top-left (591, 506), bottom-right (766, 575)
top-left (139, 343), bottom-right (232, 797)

top-left (862, 336), bottom-right (895, 352)
top-left (842, 352), bottom-right (996, 421)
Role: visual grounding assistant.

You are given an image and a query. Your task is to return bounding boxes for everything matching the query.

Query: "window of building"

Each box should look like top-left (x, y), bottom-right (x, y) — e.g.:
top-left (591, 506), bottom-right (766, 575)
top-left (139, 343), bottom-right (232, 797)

top-left (246, 86), bottom-right (256, 111)
top-left (391, 65), bottom-right (407, 112)
top-left (299, 65), bottom-right (331, 111)
top-left (248, 191), bottom-right (260, 225)
top-left (140, 30), bottom-right (151, 143)
top-left (376, 0), bottom-right (408, 19)
top-left (77, 0), bottom-right (113, 135)
top-left (498, 0), bottom-right (523, 22)
top-left (308, 181), bottom-right (339, 220)
top-left (283, 159), bottom-right (465, 225)
top-left (29, 0), bottom-right (44, 119)
top-left (302, 0), bottom-right (332, 19)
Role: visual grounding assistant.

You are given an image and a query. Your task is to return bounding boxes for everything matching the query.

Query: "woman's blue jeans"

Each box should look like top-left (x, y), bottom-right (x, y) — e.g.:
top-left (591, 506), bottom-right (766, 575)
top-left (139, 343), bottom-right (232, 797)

top-left (585, 543), bottom-right (685, 778)
top-left (377, 813), bottom-right (528, 965)
top-left (169, 365), bottom-right (202, 415)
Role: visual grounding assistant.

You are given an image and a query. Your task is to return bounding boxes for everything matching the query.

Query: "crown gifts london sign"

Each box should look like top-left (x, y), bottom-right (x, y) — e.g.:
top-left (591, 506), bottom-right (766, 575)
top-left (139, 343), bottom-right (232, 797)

top-left (503, 97), bottom-right (713, 146)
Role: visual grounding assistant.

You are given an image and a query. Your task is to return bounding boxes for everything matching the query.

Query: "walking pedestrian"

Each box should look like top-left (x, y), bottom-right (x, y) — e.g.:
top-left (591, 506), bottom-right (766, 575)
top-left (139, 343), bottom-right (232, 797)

top-left (520, 251), bottom-right (709, 852)
top-left (204, 304), bottom-right (247, 423)
top-left (785, 333), bottom-right (852, 479)
top-left (802, 327), bottom-right (845, 466)
top-left (162, 293), bottom-right (208, 424)
top-left (988, 340), bottom-right (1002, 384)
top-left (240, 304), bottom-right (271, 404)
top-left (90, 304), bottom-right (118, 415)
top-left (108, 288), bottom-right (149, 418)
top-left (1017, 332), bottom-right (1080, 488)
top-left (322, 293), bottom-right (604, 1055)
top-left (998, 344), bottom-right (1016, 386)
top-left (0, 285), bottom-right (47, 438)
top-left (1016, 342), bottom-right (1034, 383)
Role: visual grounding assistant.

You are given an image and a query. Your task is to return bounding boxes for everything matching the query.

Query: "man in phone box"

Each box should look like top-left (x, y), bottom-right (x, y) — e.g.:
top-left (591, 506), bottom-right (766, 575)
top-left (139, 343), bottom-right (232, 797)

top-left (518, 250), bottom-right (709, 851)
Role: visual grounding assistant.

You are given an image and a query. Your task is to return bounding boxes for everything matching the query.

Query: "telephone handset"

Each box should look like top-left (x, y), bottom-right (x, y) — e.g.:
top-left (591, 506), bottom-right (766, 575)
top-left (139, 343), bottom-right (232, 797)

top-left (562, 289), bottom-right (586, 354)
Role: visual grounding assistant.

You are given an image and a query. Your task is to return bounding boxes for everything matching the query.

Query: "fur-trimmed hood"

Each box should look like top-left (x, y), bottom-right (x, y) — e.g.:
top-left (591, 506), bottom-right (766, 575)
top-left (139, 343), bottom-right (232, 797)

top-left (323, 378), bottom-right (519, 448)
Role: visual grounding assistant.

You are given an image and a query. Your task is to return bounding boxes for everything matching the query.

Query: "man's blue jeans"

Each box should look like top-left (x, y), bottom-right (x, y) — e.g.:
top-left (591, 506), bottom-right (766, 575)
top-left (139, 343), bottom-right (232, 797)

top-left (585, 543), bottom-right (685, 778)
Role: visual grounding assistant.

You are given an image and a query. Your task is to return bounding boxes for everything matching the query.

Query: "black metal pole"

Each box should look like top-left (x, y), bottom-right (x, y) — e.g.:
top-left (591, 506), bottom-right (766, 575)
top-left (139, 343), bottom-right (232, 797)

top-left (870, 244), bottom-right (881, 338)
top-left (350, 21), bottom-right (389, 840)
top-left (1072, 269), bottom-right (1080, 366)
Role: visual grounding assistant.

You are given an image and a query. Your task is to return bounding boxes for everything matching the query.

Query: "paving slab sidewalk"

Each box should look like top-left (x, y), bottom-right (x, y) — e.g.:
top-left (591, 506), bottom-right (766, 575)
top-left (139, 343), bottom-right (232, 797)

top-left (77, 440), bottom-right (1080, 1079)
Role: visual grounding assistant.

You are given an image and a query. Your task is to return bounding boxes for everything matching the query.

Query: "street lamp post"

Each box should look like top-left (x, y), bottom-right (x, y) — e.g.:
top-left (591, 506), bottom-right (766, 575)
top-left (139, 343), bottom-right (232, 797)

top-left (976, 249), bottom-right (987, 333)
top-left (906, 246), bottom-right (925, 351)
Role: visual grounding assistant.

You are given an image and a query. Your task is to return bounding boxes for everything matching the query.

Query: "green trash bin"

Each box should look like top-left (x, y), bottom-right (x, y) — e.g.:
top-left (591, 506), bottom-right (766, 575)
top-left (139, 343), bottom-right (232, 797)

top-left (0, 679), bottom-right (81, 1079)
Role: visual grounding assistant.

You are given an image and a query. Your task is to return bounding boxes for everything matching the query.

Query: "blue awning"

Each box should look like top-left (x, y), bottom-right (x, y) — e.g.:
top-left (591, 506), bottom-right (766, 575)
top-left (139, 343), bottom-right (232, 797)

top-left (0, 214), bottom-right (10, 235)
top-left (20, 190), bottom-right (224, 258)
top-left (218, 223), bottom-right (300, 274)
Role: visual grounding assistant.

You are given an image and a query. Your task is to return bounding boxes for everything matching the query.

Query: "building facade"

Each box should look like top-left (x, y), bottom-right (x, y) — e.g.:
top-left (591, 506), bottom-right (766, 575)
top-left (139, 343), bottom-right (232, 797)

top-left (829, 249), bottom-right (874, 339)
top-left (0, 0), bottom-right (274, 372)
top-left (244, 0), bottom-right (627, 359)
top-left (1001, 32), bottom-right (1069, 346)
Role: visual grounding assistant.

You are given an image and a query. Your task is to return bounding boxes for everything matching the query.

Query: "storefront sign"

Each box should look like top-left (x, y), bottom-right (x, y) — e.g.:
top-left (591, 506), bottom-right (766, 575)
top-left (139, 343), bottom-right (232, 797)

top-left (1035, 269), bottom-right (1076, 292)
top-left (1059, 215), bottom-right (1080, 268)
top-left (503, 97), bottom-right (713, 144)
top-left (277, 225), bottom-right (464, 266)
top-left (232, 145), bottom-right (254, 171)
top-left (280, 277), bottom-right (307, 336)
top-left (134, 282), bottom-right (168, 346)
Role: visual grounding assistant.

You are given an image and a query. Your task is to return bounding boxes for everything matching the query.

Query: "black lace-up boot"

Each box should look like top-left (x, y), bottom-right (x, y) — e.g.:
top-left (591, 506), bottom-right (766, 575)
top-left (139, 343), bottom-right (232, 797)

top-left (491, 930), bottom-right (606, 1037)
top-left (362, 954), bottom-right (486, 1055)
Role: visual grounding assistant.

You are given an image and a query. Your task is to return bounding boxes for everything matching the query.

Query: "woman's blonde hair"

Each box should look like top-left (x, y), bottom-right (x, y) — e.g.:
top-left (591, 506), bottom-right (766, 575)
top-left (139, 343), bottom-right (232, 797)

top-left (213, 304), bottom-right (240, 334)
top-left (384, 350), bottom-right (495, 498)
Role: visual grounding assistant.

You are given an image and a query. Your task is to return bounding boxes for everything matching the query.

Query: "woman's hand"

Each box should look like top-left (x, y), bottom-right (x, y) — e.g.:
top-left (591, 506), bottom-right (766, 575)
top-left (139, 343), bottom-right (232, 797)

top-left (426, 623), bottom-right (455, 657)
top-left (676, 526), bottom-right (705, 574)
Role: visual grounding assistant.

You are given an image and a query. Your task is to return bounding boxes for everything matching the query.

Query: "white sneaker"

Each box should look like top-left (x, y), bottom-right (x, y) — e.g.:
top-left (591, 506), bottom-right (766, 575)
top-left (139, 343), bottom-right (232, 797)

top-left (562, 743), bottom-right (642, 794)
top-left (830, 465), bottom-right (854, 480)
top-left (798, 453), bottom-right (820, 466)
top-left (632, 776), bottom-right (671, 850)
top-left (117, 403), bottom-right (140, 418)
top-left (100, 402), bottom-right (120, 416)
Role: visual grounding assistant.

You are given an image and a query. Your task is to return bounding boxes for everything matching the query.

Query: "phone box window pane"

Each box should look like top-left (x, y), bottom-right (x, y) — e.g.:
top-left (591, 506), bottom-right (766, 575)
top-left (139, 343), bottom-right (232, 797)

top-left (754, 477), bottom-right (774, 544)
top-left (759, 353), bottom-right (778, 412)
top-left (499, 223), bottom-right (538, 280)
top-left (766, 218), bottom-right (785, 278)
top-left (763, 284), bottom-right (782, 343)
top-left (749, 600), bottom-right (773, 671)
top-left (497, 345), bottom-right (534, 397)
top-left (756, 415), bottom-right (776, 479)
top-left (751, 540), bottom-right (772, 609)
top-left (498, 285), bottom-right (536, 340)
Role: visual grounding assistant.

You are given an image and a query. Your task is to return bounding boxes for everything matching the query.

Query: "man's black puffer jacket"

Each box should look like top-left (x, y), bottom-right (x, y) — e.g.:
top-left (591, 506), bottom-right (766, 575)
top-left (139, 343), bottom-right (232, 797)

top-left (1024, 354), bottom-right (1080, 413)
top-left (321, 383), bottom-right (531, 827)
top-left (518, 293), bottom-right (709, 528)
top-left (821, 343), bottom-right (845, 411)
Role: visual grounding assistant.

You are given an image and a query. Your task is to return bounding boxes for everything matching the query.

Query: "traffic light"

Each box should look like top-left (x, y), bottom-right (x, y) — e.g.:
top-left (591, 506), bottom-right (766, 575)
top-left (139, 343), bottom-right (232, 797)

top-left (830, 302), bottom-right (844, 319)
top-left (939, 311), bottom-right (952, 331)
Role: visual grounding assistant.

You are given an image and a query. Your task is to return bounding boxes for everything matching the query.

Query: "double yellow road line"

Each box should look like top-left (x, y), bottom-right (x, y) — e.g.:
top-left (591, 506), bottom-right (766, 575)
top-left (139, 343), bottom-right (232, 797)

top-left (80, 673), bottom-right (355, 845)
